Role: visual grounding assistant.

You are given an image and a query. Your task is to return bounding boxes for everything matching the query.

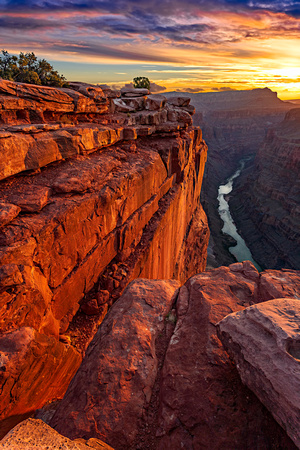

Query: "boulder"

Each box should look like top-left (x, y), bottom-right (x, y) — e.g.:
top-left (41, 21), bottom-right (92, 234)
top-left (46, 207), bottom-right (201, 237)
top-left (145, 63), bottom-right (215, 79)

top-left (145, 94), bottom-right (167, 111)
top-left (0, 418), bottom-right (114, 449)
top-left (156, 263), bottom-right (298, 449)
top-left (68, 82), bottom-right (106, 102)
top-left (0, 327), bottom-right (81, 434)
top-left (0, 203), bottom-right (20, 228)
top-left (120, 87), bottom-right (149, 97)
top-left (120, 96), bottom-right (146, 110)
top-left (50, 279), bottom-right (180, 449)
top-left (217, 298), bottom-right (300, 448)
top-left (167, 96), bottom-right (191, 107)
top-left (112, 98), bottom-right (134, 113)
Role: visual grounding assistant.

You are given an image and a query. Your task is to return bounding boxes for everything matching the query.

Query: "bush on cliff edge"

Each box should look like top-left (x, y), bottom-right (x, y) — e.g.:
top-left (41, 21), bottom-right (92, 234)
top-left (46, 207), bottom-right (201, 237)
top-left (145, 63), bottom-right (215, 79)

top-left (0, 50), bottom-right (68, 87)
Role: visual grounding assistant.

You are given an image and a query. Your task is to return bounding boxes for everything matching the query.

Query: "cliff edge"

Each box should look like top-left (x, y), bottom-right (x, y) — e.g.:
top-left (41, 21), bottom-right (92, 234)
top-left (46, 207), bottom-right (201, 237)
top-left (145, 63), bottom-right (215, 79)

top-left (0, 80), bottom-right (209, 433)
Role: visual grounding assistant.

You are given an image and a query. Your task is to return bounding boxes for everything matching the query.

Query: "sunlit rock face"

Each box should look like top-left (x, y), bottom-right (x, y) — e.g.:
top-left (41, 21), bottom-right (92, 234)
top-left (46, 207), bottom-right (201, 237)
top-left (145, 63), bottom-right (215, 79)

top-left (0, 418), bottom-right (114, 449)
top-left (218, 297), bottom-right (300, 448)
top-left (50, 263), bottom-right (300, 450)
top-left (0, 81), bottom-right (209, 428)
top-left (230, 108), bottom-right (300, 270)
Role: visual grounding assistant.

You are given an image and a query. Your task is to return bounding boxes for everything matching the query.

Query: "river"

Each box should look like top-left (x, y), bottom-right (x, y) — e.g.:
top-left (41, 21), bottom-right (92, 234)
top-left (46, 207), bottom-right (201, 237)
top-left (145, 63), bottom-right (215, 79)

top-left (217, 159), bottom-right (262, 271)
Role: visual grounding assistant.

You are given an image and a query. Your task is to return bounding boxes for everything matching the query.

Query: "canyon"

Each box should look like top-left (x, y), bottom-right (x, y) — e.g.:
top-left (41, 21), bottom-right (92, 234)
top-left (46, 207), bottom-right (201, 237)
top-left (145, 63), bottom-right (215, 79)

top-left (166, 88), bottom-right (297, 269)
top-left (230, 107), bottom-right (300, 270)
top-left (0, 81), bottom-right (299, 449)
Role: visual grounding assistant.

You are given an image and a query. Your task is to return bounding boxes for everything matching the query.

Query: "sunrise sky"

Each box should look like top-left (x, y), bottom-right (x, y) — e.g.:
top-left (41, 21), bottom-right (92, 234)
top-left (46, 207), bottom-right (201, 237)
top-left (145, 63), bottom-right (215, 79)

top-left (1, 0), bottom-right (300, 99)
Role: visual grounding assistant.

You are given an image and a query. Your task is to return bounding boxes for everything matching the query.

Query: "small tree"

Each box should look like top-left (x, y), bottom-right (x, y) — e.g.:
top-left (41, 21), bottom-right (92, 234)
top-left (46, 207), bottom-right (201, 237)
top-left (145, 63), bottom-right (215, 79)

top-left (133, 76), bottom-right (150, 90)
top-left (0, 50), bottom-right (68, 87)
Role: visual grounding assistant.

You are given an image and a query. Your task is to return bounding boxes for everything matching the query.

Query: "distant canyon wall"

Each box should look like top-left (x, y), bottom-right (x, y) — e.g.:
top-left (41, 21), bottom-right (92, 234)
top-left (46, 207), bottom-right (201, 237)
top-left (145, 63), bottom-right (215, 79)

top-left (166, 88), bottom-right (296, 267)
top-left (230, 108), bottom-right (300, 270)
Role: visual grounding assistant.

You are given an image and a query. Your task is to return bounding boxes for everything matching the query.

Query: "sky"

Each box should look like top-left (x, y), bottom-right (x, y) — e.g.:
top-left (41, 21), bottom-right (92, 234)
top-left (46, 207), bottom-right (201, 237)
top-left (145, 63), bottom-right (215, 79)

top-left (1, 0), bottom-right (300, 99)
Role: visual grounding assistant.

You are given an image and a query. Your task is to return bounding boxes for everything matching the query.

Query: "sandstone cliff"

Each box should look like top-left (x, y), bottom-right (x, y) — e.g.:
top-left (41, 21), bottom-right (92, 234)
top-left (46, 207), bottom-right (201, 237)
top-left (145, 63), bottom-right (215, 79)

top-left (0, 80), bottom-right (209, 433)
top-left (230, 108), bottom-right (300, 270)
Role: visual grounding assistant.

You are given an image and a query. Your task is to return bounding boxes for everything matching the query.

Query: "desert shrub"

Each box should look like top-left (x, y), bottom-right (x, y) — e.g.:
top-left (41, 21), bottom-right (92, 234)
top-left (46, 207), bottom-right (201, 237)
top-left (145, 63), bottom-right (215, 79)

top-left (0, 50), bottom-right (68, 87)
top-left (133, 76), bottom-right (150, 90)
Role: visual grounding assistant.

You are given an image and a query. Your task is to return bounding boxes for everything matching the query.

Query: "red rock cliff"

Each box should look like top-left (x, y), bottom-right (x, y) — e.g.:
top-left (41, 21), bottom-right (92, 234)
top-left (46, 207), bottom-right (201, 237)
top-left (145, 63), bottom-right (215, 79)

top-left (0, 81), bottom-right (209, 431)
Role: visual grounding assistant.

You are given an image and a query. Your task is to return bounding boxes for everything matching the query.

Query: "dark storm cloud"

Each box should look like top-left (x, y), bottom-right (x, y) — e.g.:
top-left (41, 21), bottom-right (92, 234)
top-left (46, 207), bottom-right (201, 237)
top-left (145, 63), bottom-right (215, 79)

top-left (76, 16), bottom-right (211, 44)
top-left (0, 16), bottom-right (50, 28)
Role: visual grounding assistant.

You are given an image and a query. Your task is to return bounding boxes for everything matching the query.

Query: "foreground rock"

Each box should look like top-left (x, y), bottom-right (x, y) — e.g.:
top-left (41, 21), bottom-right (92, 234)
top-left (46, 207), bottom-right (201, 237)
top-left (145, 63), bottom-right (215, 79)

top-left (156, 263), bottom-right (299, 450)
top-left (0, 80), bottom-right (209, 425)
top-left (218, 298), bottom-right (300, 448)
top-left (0, 327), bottom-right (81, 437)
top-left (51, 279), bottom-right (180, 448)
top-left (0, 418), bottom-right (113, 449)
top-left (51, 263), bottom-right (300, 449)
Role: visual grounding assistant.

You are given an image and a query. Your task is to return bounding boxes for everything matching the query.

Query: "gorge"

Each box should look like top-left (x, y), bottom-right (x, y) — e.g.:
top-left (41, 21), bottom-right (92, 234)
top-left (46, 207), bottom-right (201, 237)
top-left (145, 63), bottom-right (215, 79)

top-left (166, 88), bottom-right (299, 270)
top-left (0, 81), bottom-right (299, 450)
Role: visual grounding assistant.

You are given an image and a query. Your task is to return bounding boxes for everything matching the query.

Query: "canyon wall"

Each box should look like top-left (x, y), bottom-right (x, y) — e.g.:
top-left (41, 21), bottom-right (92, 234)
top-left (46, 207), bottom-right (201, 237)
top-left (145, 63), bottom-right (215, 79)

top-left (229, 108), bottom-right (300, 270)
top-left (0, 80), bottom-right (209, 433)
top-left (166, 89), bottom-right (295, 266)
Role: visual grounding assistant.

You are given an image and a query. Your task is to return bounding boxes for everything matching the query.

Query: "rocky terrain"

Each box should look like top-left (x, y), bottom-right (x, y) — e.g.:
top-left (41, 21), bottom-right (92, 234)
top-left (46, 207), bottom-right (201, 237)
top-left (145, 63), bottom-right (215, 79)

top-left (0, 81), bottom-right (299, 449)
top-left (49, 263), bottom-right (299, 449)
top-left (230, 107), bottom-right (300, 270)
top-left (218, 297), bottom-right (300, 448)
top-left (166, 88), bottom-right (296, 267)
top-left (0, 80), bottom-right (209, 436)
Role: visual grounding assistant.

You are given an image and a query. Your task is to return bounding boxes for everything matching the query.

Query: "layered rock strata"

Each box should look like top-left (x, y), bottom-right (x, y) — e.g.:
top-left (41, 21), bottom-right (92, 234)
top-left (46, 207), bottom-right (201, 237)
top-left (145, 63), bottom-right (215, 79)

top-left (0, 82), bottom-right (209, 429)
top-left (218, 298), bottom-right (300, 448)
top-left (166, 88), bottom-right (295, 267)
top-left (230, 108), bottom-right (300, 270)
top-left (51, 263), bottom-right (300, 449)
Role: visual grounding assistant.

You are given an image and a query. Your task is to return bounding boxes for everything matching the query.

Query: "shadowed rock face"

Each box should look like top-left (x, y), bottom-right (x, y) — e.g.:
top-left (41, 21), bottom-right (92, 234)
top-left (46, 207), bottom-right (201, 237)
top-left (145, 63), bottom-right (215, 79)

top-left (230, 108), bottom-right (300, 270)
top-left (50, 279), bottom-right (180, 448)
top-left (0, 81), bottom-right (209, 429)
top-left (166, 88), bottom-right (296, 267)
top-left (50, 263), bottom-right (300, 450)
top-left (218, 298), bottom-right (300, 448)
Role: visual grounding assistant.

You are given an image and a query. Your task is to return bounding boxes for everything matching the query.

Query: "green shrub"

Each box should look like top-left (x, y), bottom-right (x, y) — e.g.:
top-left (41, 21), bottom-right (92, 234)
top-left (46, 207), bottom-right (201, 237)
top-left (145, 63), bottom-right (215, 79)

top-left (0, 50), bottom-right (68, 87)
top-left (133, 76), bottom-right (150, 90)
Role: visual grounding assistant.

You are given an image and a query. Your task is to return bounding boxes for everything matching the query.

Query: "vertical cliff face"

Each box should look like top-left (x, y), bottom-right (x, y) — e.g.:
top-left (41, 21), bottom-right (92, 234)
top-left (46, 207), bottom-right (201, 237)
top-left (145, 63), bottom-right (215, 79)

top-left (0, 80), bottom-right (209, 428)
top-left (230, 108), bottom-right (300, 270)
top-left (165, 88), bottom-right (294, 267)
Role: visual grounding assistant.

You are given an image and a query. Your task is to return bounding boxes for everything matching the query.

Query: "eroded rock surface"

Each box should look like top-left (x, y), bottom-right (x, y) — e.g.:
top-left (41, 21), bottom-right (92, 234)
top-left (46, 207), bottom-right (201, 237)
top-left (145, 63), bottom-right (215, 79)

top-left (0, 80), bottom-right (209, 428)
top-left (218, 298), bottom-right (300, 448)
top-left (0, 418), bottom-right (113, 449)
top-left (0, 327), bottom-right (81, 436)
top-left (50, 279), bottom-right (180, 449)
top-left (51, 263), bottom-right (300, 449)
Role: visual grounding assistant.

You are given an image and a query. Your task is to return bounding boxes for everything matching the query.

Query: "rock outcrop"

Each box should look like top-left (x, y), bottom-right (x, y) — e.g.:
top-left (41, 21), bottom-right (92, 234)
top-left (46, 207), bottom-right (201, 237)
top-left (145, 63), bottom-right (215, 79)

top-left (51, 279), bottom-right (180, 449)
top-left (218, 298), bottom-right (300, 448)
top-left (50, 263), bottom-right (300, 449)
top-left (230, 108), bottom-right (300, 270)
top-left (0, 81), bottom-right (209, 429)
top-left (0, 418), bottom-right (113, 449)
